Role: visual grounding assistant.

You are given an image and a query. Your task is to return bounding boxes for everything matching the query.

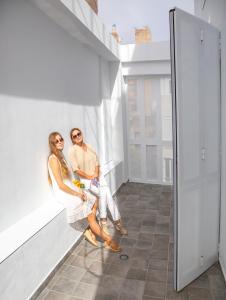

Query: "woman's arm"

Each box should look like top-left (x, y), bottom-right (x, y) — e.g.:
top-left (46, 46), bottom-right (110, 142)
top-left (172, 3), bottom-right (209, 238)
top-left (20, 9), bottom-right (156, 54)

top-left (49, 156), bottom-right (85, 199)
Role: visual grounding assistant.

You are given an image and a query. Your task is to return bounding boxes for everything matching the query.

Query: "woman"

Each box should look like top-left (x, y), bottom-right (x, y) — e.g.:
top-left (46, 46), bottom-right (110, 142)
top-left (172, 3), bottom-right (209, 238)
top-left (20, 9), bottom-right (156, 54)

top-left (48, 132), bottom-right (121, 252)
top-left (68, 128), bottom-right (127, 235)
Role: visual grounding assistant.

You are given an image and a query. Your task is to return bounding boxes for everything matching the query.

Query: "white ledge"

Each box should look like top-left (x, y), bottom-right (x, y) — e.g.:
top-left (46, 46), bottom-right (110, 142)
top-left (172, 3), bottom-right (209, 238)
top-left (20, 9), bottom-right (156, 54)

top-left (0, 161), bottom-right (121, 264)
top-left (101, 160), bottom-right (121, 176)
top-left (0, 200), bottom-right (64, 264)
top-left (31, 0), bottom-right (119, 62)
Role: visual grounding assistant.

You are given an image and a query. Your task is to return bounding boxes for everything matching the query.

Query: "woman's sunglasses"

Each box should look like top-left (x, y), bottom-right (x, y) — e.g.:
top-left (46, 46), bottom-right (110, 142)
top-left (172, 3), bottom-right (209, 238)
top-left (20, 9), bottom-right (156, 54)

top-left (72, 132), bottom-right (81, 139)
top-left (54, 137), bottom-right (64, 144)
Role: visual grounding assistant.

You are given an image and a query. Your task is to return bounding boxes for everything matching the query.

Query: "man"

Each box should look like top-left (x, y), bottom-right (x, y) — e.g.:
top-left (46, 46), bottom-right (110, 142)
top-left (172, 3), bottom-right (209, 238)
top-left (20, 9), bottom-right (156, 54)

top-left (68, 127), bottom-right (127, 235)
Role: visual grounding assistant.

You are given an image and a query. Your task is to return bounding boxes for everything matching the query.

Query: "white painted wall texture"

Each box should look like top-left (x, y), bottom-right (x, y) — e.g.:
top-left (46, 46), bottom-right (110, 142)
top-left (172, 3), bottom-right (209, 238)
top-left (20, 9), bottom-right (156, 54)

top-left (0, 0), bottom-right (126, 299)
top-left (194, 0), bottom-right (226, 281)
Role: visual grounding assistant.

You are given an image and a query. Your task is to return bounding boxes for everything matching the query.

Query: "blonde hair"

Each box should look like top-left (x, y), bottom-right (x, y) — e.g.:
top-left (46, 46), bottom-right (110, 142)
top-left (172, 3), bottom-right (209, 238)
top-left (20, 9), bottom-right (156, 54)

top-left (48, 132), bottom-right (70, 184)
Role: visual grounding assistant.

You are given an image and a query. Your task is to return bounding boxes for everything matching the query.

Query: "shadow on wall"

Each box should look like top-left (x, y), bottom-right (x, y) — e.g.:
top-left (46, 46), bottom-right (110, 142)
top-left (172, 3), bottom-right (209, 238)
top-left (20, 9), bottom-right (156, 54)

top-left (0, 0), bottom-right (118, 105)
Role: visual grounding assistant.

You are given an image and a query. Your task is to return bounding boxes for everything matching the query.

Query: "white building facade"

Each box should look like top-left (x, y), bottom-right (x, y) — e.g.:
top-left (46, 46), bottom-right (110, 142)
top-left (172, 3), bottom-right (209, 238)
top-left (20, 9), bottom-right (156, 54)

top-left (121, 42), bottom-right (172, 185)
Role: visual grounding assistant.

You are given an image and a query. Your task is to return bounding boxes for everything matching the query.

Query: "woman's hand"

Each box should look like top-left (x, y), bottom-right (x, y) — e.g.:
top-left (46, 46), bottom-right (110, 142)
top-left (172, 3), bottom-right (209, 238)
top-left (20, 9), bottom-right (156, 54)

top-left (80, 191), bottom-right (87, 201)
top-left (92, 171), bottom-right (99, 179)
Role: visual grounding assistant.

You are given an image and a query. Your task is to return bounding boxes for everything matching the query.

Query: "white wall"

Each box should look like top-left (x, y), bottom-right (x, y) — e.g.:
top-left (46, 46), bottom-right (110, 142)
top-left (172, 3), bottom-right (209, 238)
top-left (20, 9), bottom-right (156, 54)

top-left (0, 212), bottom-right (80, 300)
top-left (194, 0), bottom-right (226, 30)
top-left (120, 42), bottom-right (171, 77)
top-left (0, 0), bottom-right (126, 299)
top-left (120, 42), bottom-right (170, 62)
top-left (194, 0), bottom-right (226, 280)
top-left (0, 0), bottom-right (125, 232)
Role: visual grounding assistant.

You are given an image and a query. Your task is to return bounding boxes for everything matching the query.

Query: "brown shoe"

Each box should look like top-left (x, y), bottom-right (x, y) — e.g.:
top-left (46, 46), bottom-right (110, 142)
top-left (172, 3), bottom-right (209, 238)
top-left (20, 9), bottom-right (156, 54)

top-left (114, 221), bottom-right (128, 235)
top-left (104, 240), bottom-right (122, 252)
top-left (84, 229), bottom-right (98, 247)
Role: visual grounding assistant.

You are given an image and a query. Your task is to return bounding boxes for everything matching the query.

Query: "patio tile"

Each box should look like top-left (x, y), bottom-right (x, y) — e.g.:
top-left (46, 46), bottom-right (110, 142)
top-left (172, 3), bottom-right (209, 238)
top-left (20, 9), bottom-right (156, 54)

top-left (153, 234), bottom-right (169, 244)
top-left (132, 248), bottom-right (151, 259)
top-left (120, 238), bottom-right (137, 247)
top-left (130, 257), bottom-right (150, 270)
top-left (142, 220), bottom-right (156, 227)
top-left (80, 270), bottom-right (102, 285)
top-left (149, 259), bottom-right (168, 270)
top-left (44, 291), bottom-right (72, 300)
top-left (146, 269), bottom-right (167, 282)
top-left (58, 265), bottom-right (86, 282)
top-left (150, 249), bottom-right (168, 260)
top-left (51, 277), bottom-right (78, 295)
top-left (166, 284), bottom-right (188, 300)
top-left (209, 274), bottom-right (226, 290)
top-left (122, 229), bottom-right (140, 240)
top-left (88, 261), bottom-right (110, 275)
top-left (138, 232), bottom-right (154, 242)
top-left (141, 225), bottom-right (156, 233)
top-left (104, 261), bottom-right (130, 277)
top-left (168, 259), bottom-right (174, 271)
top-left (93, 287), bottom-right (118, 300)
top-left (186, 287), bottom-right (212, 299)
top-left (212, 288), bottom-right (226, 299)
top-left (144, 281), bottom-right (166, 298)
top-left (207, 263), bottom-right (222, 276)
top-left (70, 255), bottom-right (95, 269)
top-left (135, 239), bottom-right (153, 249)
top-left (167, 270), bottom-right (174, 283)
top-left (72, 282), bottom-right (98, 300)
top-left (143, 296), bottom-right (164, 300)
top-left (155, 223), bottom-right (169, 234)
top-left (126, 268), bottom-right (147, 281)
top-left (99, 274), bottom-right (123, 290)
top-left (156, 215), bottom-right (170, 225)
top-left (119, 279), bottom-right (145, 300)
top-left (190, 273), bottom-right (210, 289)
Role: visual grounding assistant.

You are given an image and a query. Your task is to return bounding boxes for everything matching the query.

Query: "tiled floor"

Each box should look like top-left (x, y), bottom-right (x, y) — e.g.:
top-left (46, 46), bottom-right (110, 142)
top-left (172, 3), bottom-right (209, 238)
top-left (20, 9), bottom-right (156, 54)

top-left (36, 183), bottom-right (226, 300)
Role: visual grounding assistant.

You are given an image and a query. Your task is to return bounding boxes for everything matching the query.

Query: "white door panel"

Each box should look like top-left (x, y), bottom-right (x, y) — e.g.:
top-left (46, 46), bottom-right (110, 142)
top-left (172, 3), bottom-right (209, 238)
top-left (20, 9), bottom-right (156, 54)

top-left (170, 8), bottom-right (220, 290)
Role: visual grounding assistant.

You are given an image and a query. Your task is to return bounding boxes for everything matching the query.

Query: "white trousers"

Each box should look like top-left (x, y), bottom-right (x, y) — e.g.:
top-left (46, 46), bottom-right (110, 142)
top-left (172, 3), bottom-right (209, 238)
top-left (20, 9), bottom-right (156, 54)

top-left (81, 176), bottom-right (121, 221)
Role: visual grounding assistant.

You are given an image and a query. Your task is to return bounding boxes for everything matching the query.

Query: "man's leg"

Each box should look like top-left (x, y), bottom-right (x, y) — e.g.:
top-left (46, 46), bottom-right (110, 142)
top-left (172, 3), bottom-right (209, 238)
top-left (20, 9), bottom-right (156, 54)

top-left (99, 176), bottom-right (127, 235)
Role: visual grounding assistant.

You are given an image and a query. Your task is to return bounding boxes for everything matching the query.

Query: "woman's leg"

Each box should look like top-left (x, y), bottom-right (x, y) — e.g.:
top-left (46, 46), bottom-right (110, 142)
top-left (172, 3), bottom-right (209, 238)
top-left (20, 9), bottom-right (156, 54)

top-left (87, 210), bottom-right (121, 252)
top-left (87, 202), bottom-right (111, 242)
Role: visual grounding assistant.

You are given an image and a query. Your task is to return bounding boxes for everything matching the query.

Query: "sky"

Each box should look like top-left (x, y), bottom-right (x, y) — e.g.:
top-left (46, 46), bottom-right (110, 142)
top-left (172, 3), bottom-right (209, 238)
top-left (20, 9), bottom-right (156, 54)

top-left (98, 0), bottom-right (194, 44)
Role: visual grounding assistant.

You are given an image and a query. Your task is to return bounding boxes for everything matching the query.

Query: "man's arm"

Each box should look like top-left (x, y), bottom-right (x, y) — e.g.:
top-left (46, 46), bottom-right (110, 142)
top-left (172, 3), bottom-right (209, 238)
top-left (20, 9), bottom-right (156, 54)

top-left (75, 169), bottom-right (95, 180)
top-left (93, 165), bottom-right (100, 179)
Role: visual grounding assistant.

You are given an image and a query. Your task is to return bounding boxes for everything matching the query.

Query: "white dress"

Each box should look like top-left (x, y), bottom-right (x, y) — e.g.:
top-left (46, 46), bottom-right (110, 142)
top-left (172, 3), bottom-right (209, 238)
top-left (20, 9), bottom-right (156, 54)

top-left (48, 155), bottom-right (96, 223)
